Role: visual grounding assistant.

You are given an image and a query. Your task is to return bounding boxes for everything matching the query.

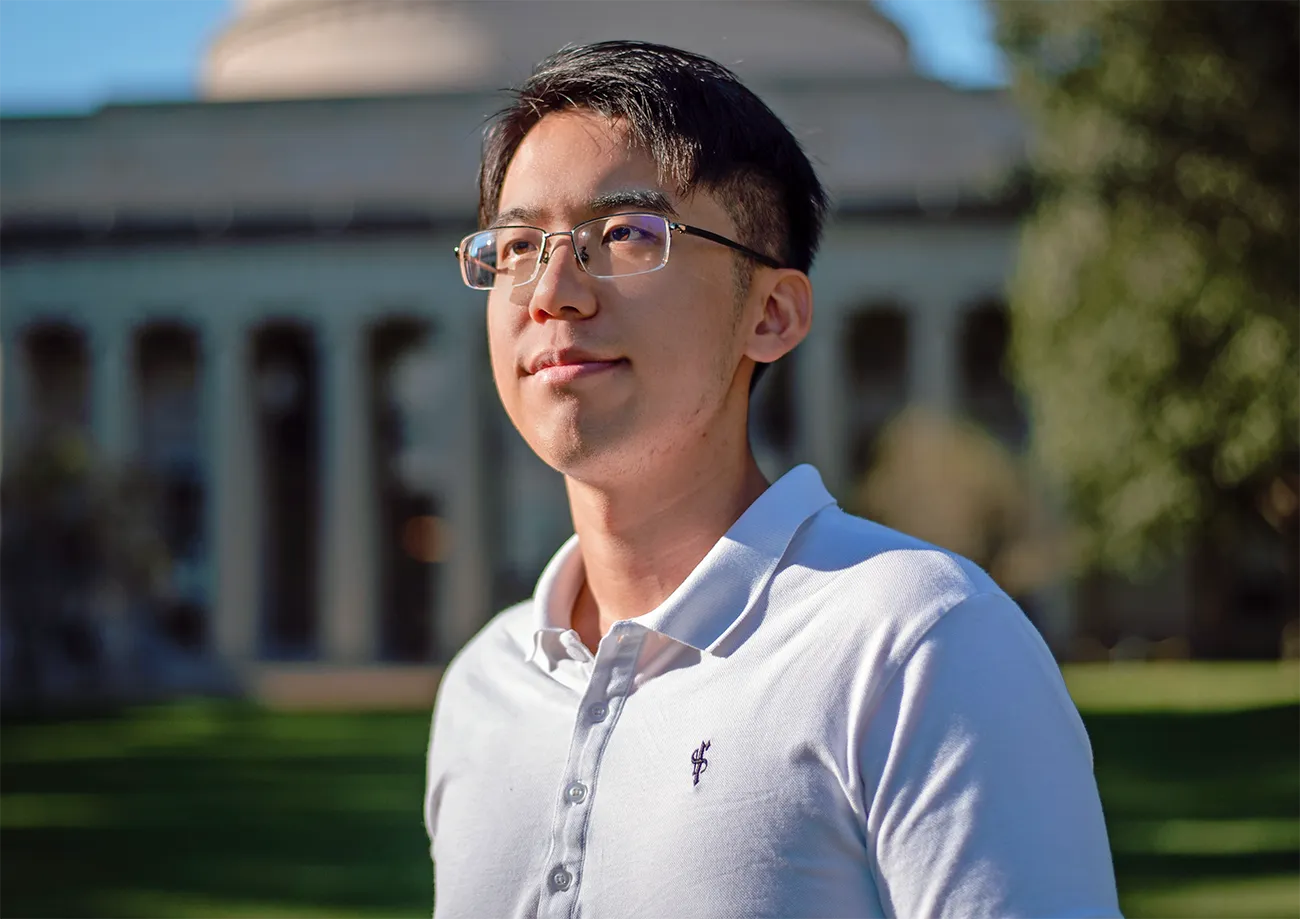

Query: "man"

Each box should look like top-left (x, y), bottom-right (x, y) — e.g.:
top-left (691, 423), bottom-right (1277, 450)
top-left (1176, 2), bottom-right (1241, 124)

top-left (425, 40), bottom-right (1120, 919)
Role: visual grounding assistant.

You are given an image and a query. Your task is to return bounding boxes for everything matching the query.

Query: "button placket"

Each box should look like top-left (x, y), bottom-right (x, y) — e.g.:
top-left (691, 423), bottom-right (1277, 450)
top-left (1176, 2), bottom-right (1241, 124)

top-left (538, 627), bottom-right (646, 919)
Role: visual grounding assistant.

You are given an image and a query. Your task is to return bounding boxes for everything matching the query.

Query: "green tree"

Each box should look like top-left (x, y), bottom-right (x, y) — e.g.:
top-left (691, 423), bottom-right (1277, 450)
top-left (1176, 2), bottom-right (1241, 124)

top-left (993, 0), bottom-right (1298, 653)
top-left (1, 433), bottom-right (170, 704)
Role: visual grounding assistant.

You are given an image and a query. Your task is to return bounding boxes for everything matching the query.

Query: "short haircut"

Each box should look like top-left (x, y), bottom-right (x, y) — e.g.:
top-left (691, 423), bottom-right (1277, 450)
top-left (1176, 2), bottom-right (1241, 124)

top-left (477, 40), bottom-right (829, 391)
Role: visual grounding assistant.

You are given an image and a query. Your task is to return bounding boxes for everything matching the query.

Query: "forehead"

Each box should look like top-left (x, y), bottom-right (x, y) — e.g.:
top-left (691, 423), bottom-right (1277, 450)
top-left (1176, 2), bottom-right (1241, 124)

top-left (497, 111), bottom-right (670, 223)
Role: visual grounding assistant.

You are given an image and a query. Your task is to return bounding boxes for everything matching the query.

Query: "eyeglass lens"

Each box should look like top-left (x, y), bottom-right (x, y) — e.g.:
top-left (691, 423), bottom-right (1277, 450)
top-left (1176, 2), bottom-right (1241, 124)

top-left (461, 214), bottom-right (670, 290)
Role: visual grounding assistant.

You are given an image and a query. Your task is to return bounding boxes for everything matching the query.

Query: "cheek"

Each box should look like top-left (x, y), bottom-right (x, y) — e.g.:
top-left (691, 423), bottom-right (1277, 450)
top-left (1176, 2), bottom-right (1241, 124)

top-left (485, 302), bottom-right (520, 400)
top-left (637, 295), bottom-right (743, 397)
top-left (681, 272), bottom-right (745, 350)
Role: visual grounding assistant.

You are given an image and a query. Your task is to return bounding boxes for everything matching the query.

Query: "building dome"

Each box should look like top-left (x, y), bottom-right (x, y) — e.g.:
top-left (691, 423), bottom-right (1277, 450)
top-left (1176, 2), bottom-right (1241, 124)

top-left (203, 0), bottom-right (912, 100)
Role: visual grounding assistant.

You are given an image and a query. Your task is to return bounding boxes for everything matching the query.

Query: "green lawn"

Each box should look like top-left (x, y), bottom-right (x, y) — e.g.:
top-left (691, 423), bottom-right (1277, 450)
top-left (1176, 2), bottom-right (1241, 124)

top-left (1, 662), bottom-right (1297, 918)
top-left (1066, 662), bottom-right (1300, 918)
top-left (0, 703), bottom-right (433, 918)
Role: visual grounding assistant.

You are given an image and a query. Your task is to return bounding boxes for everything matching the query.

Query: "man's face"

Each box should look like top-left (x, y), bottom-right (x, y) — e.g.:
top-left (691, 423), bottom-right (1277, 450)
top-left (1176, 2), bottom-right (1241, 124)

top-left (487, 110), bottom-right (756, 482)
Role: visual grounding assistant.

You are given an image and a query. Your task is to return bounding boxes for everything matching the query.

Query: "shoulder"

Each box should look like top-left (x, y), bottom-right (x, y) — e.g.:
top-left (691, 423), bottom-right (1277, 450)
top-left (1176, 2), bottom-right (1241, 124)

top-left (756, 504), bottom-right (1020, 697)
top-left (434, 598), bottom-right (535, 706)
top-left (783, 503), bottom-right (1004, 621)
top-left (781, 507), bottom-right (1087, 748)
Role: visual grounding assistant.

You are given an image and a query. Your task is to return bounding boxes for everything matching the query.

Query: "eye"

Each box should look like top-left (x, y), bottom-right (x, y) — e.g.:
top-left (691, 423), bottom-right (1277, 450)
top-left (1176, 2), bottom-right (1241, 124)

top-left (503, 237), bottom-right (536, 256)
top-left (606, 225), bottom-right (638, 243)
top-left (603, 222), bottom-right (658, 245)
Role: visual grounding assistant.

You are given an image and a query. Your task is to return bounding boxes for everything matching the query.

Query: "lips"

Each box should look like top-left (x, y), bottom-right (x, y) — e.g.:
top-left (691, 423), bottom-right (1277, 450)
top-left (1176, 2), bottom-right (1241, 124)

top-left (525, 348), bottom-right (627, 385)
top-left (522, 345), bottom-right (613, 374)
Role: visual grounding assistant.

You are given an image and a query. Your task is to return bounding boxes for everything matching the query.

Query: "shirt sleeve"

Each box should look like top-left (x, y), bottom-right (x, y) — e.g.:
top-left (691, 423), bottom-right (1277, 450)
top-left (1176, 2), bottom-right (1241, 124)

top-left (858, 590), bottom-right (1122, 919)
top-left (424, 655), bottom-right (460, 856)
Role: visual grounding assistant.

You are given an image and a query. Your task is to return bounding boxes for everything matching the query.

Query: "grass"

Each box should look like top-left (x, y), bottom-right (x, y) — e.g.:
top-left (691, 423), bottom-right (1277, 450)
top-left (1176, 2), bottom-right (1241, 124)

top-left (1063, 661), bottom-right (1300, 713)
top-left (1, 662), bottom-right (1297, 918)
top-left (0, 703), bottom-right (434, 918)
top-left (1066, 662), bottom-right (1300, 918)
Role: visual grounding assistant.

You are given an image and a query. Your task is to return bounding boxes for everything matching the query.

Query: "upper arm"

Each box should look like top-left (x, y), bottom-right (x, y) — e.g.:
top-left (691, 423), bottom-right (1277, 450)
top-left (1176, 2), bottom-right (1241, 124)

top-left (859, 592), bottom-right (1121, 919)
top-left (424, 659), bottom-right (462, 852)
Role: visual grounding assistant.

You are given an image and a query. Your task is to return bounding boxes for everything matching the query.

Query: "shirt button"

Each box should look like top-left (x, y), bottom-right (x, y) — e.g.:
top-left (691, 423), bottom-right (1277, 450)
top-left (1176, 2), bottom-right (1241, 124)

top-left (550, 867), bottom-right (573, 891)
top-left (588, 702), bottom-right (608, 722)
top-left (565, 781), bottom-right (588, 804)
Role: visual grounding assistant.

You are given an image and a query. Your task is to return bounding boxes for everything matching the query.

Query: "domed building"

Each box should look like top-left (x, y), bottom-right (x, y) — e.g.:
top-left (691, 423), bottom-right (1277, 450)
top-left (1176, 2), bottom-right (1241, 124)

top-left (203, 0), bottom-right (914, 98)
top-left (2, 1), bottom-right (1074, 705)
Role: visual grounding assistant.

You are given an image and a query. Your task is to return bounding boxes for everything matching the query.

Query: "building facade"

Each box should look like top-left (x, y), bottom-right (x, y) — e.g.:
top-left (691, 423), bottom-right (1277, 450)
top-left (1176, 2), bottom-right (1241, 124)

top-left (1, 0), bottom-right (1066, 704)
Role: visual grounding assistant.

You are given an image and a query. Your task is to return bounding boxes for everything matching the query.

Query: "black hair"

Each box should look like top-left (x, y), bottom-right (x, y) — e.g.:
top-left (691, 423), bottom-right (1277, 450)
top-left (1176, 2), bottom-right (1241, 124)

top-left (477, 40), bottom-right (829, 391)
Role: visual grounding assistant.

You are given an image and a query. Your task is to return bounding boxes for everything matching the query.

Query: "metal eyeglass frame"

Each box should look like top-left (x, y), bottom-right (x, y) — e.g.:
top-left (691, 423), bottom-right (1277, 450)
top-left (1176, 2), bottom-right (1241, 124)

top-left (454, 212), bottom-right (783, 290)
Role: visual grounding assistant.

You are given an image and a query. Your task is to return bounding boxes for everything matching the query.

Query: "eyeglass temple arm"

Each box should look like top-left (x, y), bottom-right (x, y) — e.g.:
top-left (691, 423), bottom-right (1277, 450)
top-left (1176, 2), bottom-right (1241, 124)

top-left (672, 224), bottom-right (783, 270)
top-left (455, 248), bottom-right (499, 277)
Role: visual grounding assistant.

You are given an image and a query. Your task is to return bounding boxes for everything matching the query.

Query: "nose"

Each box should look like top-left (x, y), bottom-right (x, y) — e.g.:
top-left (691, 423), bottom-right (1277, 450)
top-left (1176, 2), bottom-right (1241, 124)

top-left (527, 232), bottom-right (598, 323)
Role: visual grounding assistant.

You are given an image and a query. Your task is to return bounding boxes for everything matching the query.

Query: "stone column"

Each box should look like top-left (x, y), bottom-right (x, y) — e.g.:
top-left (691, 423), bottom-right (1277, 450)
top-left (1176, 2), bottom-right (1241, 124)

top-left (1, 332), bottom-right (30, 474)
top-left (90, 322), bottom-right (133, 464)
top-left (435, 322), bottom-right (491, 659)
top-left (795, 311), bottom-right (848, 498)
top-left (319, 317), bottom-right (378, 663)
top-left (910, 300), bottom-right (958, 416)
top-left (208, 321), bottom-right (260, 667)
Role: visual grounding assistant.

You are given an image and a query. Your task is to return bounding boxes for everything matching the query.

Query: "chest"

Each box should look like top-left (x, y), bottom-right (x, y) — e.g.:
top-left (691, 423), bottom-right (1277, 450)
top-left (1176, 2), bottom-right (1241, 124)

top-left (578, 686), bottom-right (876, 914)
top-left (434, 661), bottom-right (881, 919)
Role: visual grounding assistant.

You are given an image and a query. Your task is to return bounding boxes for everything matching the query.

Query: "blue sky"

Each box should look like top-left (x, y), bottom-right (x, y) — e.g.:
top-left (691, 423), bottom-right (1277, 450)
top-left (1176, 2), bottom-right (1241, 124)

top-left (0, 0), bottom-right (1007, 114)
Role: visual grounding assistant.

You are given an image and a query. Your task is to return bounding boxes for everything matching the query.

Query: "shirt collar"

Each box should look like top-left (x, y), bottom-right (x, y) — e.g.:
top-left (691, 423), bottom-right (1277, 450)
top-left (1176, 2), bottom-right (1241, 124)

top-left (525, 464), bottom-right (836, 663)
top-left (524, 532), bottom-right (586, 666)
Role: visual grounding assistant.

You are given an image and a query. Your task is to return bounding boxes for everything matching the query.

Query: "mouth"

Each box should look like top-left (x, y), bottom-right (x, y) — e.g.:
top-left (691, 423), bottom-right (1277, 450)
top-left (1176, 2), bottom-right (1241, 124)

top-left (526, 349), bottom-right (628, 384)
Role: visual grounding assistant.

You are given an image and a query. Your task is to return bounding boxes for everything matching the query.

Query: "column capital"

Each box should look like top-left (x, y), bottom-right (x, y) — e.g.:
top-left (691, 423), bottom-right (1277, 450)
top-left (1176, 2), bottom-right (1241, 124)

top-left (320, 313), bottom-right (367, 351)
top-left (87, 318), bottom-right (129, 358)
top-left (203, 317), bottom-right (249, 349)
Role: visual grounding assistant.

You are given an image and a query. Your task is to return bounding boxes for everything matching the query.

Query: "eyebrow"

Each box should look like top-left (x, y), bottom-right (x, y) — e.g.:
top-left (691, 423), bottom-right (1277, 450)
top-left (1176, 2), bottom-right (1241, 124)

top-left (490, 204), bottom-right (546, 228)
top-left (587, 189), bottom-right (679, 218)
top-left (490, 188), bottom-right (679, 228)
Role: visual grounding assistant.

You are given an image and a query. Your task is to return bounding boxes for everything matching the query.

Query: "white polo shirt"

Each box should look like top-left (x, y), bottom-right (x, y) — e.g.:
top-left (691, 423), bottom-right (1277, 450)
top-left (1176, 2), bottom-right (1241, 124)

top-left (425, 465), bottom-right (1119, 919)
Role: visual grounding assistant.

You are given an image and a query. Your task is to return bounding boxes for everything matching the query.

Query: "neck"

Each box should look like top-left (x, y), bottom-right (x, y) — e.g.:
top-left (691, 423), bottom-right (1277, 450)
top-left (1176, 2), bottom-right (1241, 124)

top-left (565, 438), bottom-right (770, 650)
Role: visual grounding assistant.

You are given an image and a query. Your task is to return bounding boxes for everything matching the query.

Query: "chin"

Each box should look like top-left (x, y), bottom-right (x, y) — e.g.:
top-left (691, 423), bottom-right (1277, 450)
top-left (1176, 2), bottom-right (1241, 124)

top-left (528, 423), bottom-right (619, 479)
top-left (526, 413), bottom-right (661, 485)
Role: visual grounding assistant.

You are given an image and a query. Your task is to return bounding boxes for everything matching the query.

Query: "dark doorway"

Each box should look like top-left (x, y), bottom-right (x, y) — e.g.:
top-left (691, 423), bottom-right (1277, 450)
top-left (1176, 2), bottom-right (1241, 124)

top-left (369, 318), bottom-right (441, 662)
top-left (844, 305), bottom-right (910, 475)
top-left (2, 323), bottom-right (96, 698)
top-left (959, 301), bottom-right (1027, 448)
top-left (252, 322), bottom-right (320, 659)
top-left (25, 322), bottom-right (91, 438)
top-left (135, 322), bottom-right (208, 653)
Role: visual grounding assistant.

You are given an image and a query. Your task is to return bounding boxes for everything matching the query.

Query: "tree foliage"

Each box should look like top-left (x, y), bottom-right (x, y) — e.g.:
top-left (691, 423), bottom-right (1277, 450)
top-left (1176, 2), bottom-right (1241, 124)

top-left (993, 0), bottom-right (1299, 578)
top-left (1, 433), bottom-right (171, 703)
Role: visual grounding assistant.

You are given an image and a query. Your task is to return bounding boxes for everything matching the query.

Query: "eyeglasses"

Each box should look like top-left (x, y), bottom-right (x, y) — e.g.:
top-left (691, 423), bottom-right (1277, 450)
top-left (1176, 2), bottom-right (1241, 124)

top-left (454, 212), bottom-right (782, 291)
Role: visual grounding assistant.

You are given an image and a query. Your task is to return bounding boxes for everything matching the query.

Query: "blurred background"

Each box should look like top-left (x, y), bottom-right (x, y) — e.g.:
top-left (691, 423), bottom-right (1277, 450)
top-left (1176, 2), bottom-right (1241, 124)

top-left (0, 0), bottom-right (1295, 916)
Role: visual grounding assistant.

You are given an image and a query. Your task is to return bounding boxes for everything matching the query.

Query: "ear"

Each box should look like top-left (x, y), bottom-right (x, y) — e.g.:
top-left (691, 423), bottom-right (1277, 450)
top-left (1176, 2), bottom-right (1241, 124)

top-left (743, 269), bottom-right (813, 364)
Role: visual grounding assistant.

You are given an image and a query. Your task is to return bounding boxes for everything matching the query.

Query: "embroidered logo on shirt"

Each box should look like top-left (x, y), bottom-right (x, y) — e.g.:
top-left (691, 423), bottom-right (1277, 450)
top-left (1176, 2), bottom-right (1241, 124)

top-left (690, 740), bottom-right (711, 786)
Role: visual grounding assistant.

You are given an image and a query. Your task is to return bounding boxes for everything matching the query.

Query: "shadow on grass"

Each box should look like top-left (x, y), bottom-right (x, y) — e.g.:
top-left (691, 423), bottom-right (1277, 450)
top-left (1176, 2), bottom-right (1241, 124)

top-left (1, 703), bottom-right (434, 918)
top-left (1083, 704), bottom-right (1300, 916)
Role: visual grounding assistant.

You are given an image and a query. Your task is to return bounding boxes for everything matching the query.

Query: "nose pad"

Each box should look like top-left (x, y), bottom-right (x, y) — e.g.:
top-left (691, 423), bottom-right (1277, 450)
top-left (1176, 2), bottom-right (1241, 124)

top-left (537, 232), bottom-right (580, 272)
